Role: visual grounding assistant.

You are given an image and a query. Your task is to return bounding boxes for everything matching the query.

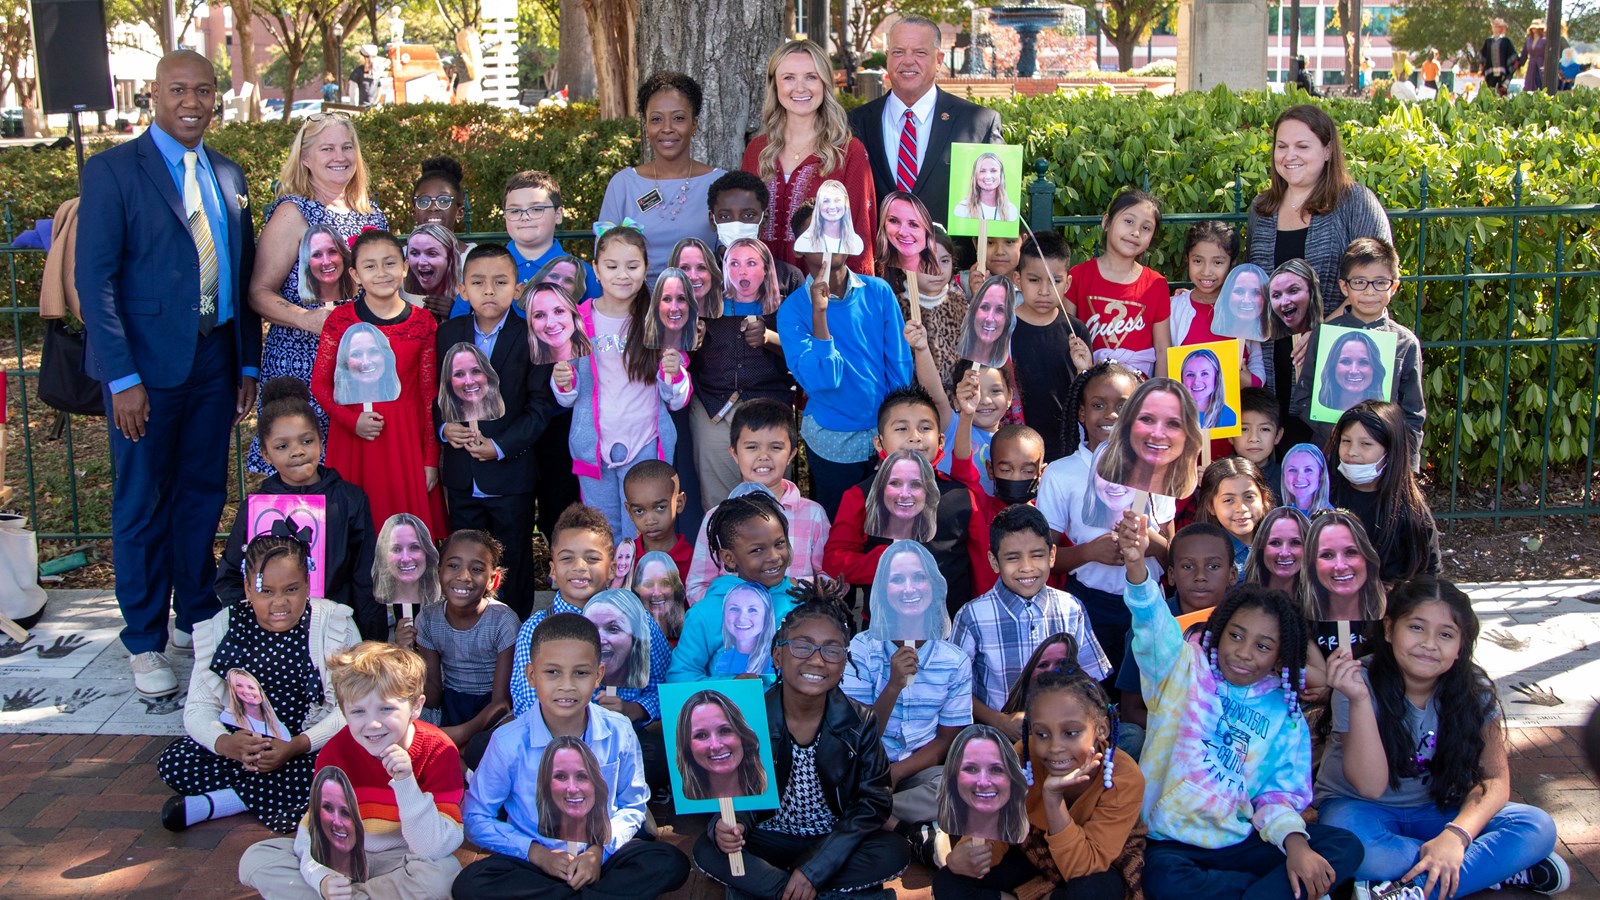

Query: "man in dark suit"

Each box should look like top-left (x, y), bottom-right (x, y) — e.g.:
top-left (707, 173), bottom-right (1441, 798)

top-left (77, 50), bottom-right (261, 698)
top-left (848, 16), bottom-right (1004, 234)
top-left (435, 244), bottom-right (554, 617)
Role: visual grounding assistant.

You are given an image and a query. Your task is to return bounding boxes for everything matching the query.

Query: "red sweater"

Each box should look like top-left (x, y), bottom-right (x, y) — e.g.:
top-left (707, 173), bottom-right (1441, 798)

top-left (314, 721), bottom-right (465, 827)
top-left (741, 134), bottom-right (877, 275)
top-left (632, 534), bottom-right (693, 582)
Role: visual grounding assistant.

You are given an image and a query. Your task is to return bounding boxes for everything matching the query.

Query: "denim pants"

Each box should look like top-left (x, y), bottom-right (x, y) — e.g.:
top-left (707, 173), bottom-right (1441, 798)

top-left (1317, 796), bottom-right (1557, 895)
top-left (577, 442), bottom-right (656, 539)
top-left (1143, 824), bottom-right (1363, 900)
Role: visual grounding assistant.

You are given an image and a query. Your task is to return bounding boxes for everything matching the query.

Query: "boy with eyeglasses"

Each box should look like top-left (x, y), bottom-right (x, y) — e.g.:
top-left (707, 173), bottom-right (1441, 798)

top-left (1290, 236), bottom-right (1425, 467)
top-left (448, 169), bottom-right (601, 318)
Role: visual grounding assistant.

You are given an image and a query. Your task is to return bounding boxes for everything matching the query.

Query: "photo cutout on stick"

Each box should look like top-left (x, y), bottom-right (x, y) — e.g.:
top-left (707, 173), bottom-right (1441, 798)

top-left (536, 735), bottom-right (613, 849)
top-left (438, 342), bottom-right (506, 424)
top-left (1082, 444), bottom-right (1143, 531)
top-left (1094, 377), bottom-right (1203, 499)
top-left (220, 667), bottom-right (292, 741)
top-left (660, 679), bottom-right (780, 814)
top-left (1281, 442), bottom-right (1332, 515)
top-left (938, 724), bottom-right (1029, 844)
top-left (247, 495), bottom-right (327, 598)
top-left (1211, 264), bottom-right (1270, 343)
top-left (372, 513), bottom-right (441, 607)
top-left (947, 143), bottom-right (1024, 239)
top-left (1304, 510), bottom-right (1384, 657)
top-left (793, 179), bottom-right (864, 258)
top-left (524, 282), bottom-right (593, 366)
top-left (864, 449), bottom-right (940, 541)
top-left (1310, 325), bottom-right (1398, 423)
top-left (878, 190), bottom-right (942, 277)
top-left (631, 550), bottom-right (686, 641)
top-left (710, 581), bottom-right (777, 677)
top-left (528, 255), bottom-right (586, 305)
top-left (644, 267), bottom-right (699, 353)
top-left (1167, 340), bottom-right (1243, 439)
top-left (310, 766), bottom-right (367, 883)
top-left (583, 588), bottom-right (653, 690)
top-left (668, 237), bottom-right (723, 321)
top-left (332, 323), bottom-right (401, 406)
top-left (867, 541), bottom-right (950, 643)
top-left (957, 276), bottom-right (1020, 369)
top-left (297, 223), bottom-right (354, 305)
top-left (610, 539), bottom-right (635, 590)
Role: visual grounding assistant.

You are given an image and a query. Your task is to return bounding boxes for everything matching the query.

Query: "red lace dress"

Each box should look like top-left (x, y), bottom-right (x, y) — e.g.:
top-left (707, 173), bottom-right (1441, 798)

top-left (311, 301), bottom-right (446, 537)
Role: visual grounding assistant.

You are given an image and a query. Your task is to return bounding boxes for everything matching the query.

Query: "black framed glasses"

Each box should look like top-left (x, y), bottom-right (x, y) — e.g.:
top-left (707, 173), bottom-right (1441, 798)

top-left (413, 194), bottom-right (457, 210)
top-left (776, 639), bottom-right (848, 664)
top-left (1344, 277), bottom-right (1396, 292)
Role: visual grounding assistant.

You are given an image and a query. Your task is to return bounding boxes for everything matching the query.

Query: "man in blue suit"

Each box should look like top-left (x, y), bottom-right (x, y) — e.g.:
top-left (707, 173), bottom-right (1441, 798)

top-left (77, 50), bottom-right (261, 698)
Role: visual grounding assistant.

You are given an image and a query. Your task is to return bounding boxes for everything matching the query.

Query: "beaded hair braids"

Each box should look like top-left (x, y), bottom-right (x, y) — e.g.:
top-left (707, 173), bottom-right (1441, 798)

top-left (1022, 669), bottom-right (1120, 789)
top-left (1198, 583), bottom-right (1311, 722)
top-left (243, 534), bottom-right (310, 593)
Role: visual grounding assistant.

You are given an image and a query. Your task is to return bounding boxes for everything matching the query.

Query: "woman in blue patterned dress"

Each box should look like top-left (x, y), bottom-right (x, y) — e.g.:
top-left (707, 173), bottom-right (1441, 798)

top-left (246, 113), bottom-right (386, 473)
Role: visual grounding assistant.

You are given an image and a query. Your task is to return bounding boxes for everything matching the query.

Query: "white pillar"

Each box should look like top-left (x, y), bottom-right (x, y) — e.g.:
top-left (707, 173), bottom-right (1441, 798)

top-left (478, 0), bottom-right (518, 107)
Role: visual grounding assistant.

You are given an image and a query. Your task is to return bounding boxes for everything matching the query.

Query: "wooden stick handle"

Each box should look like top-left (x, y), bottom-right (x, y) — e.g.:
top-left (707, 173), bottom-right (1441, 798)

top-left (906, 275), bottom-right (921, 325)
top-left (903, 640), bottom-right (918, 687)
top-left (1336, 620), bottom-right (1352, 652)
top-left (0, 614), bottom-right (27, 644)
top-left (719, 797), bottom-right (745, 877)
top-left (977, 214), bottom-right (989, 274)
top-left (567, 841), bottom-right (583, 857)
top-left (400, 602), bottom-right (413, 624)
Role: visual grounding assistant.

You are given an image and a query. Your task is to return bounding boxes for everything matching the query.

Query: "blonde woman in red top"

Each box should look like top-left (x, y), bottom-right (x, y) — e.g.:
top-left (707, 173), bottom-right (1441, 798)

top-left (741, 39), bottom-right (877, 275)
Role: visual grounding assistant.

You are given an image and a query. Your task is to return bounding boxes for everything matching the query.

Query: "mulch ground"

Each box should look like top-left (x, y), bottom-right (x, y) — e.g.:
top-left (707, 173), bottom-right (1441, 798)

top-left (0, 730), bottom-right (1587, 899)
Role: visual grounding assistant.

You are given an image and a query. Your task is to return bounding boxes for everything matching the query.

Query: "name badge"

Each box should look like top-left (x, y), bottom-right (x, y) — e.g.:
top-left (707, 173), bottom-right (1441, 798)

top-left (636, 189), bottom-right (663, 213)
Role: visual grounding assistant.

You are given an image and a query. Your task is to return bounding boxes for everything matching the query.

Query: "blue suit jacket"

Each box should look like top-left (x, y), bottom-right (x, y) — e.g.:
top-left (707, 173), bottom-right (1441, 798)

top-left (76, 129), bottom-right (261, 389)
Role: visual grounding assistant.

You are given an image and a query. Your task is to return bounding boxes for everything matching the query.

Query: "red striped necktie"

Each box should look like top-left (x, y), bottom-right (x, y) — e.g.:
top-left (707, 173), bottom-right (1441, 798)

top-left (896, 109), bottom-right (919, 193)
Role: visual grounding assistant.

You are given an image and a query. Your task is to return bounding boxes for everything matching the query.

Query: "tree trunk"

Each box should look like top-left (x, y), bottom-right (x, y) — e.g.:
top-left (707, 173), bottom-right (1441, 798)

top-left (636, 0), bottom-right (784, 171)
top-left (1113, 34), bottom-right (1138, 70)
top-left (233, 0), bottom-right (261, 121)
top-left (282, 53), bottom-right (302, 121)
top-left (581, 0), bottom-right (638, 120)
top-left (556, 0), bottom-right (596, 99)
top-left (318, 17), bottom-right (337, 87)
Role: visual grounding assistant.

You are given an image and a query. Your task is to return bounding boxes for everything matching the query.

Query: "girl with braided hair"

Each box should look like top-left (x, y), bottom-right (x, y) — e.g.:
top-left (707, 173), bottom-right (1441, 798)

top-left (1113, 513), bottom-right (1363, 900)
top-left (157, 534), bottom-right (360, 834)
top-left (935, 670), bottom-right (1147, 898)
top-left (665, 489), bottom-right (797, 683)
top-left (694, 578), bottom-right (910, 898)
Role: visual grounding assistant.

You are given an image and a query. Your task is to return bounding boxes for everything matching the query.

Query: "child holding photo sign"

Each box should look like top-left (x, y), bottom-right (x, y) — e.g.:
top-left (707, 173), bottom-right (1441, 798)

top-left (841, 541), bottom-right (973, 836)
top-left (217, 378), bottom-right (380, 640)
top-left (312, 230), bottom-right (445, 536)
top-left (237, 642), bottom-right (465, 899)
top-left (694, 589), bottom-right (910, 898)
top-left (1292, 237), bottom-right (1425, 468)
top-left (461, 613), bottom-right (691, 898)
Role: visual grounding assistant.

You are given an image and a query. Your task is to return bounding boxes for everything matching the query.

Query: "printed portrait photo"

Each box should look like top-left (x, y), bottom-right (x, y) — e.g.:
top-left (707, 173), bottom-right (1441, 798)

top-left (332, 322), bottom-right (401, 406)
top-left (1094, 377), bottom-right (1203, 499)
top-left (947, 143), bottom-right (1024, 239)
top-left (437, 342), bottom-right (506, 424)
top-left (660, 679), bottom-right (781, 815)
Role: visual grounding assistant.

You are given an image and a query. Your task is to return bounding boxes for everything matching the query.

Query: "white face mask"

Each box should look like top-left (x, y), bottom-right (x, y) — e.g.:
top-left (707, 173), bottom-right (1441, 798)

top-left (716, 221), bottom-right (761, 246)
top-left (1339, 457), bottom-right (1385, 485)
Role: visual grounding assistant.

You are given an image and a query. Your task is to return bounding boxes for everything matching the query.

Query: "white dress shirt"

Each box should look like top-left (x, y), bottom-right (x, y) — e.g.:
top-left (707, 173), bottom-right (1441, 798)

top-left (882, 86), bottom-right (940, 179)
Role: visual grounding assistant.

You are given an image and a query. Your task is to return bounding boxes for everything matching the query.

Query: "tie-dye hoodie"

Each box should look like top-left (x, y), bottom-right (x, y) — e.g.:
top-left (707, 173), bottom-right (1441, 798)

top-left (1124, 575), bottom-right (1312, 850)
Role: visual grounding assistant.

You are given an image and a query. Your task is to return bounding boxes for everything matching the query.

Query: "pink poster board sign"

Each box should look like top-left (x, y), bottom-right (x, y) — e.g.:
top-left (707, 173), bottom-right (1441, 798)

top-left (247, 495), bottom-right (328, 598)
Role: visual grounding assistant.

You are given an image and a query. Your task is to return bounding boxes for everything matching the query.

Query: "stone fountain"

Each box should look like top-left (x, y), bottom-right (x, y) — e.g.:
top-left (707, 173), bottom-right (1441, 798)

top-left (985, 0), bottom-right (1081, 76)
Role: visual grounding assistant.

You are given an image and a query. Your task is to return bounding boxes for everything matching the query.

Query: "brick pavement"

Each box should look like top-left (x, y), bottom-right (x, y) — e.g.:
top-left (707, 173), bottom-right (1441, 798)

top-left (0, 730), bottom-right (1585, 899)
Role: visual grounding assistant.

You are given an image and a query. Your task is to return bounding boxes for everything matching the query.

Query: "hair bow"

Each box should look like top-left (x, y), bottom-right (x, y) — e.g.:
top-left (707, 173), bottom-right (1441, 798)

top-left (592, 218), bottom-right (643, 238)
top-left (267, 514), bottom-right (318, 572)
top-left (346, 225), bottom-right (379, 249)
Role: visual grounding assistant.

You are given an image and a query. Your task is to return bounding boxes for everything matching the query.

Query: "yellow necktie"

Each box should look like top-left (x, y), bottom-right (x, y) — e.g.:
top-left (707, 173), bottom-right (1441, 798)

top-left (183, 150), bottom-right (219, 335)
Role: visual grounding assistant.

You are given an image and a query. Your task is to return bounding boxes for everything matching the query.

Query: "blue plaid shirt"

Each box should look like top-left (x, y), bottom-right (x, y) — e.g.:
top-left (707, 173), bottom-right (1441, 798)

top-left (510, 594), bottom-right (671, 724)
top-left (951, 582), bottom-right (1110, 710)
top-left (840, 636), bottom-right (973, 762)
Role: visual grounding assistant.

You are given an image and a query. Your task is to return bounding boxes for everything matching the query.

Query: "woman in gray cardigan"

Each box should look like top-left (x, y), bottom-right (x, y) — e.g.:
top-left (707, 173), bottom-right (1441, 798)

top-left (1246, 103), bottom-right (1391, 445)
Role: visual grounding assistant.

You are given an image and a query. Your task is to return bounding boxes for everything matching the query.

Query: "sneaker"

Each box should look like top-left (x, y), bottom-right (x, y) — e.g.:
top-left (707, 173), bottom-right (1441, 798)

top-left (1355, 880), bottom-right (1427, 900)
top-left (169, 629), bottom-right (194, 654)
top-left (1499, 853), bottom-right (1571, 894)
top-left (130, 651), bottom-right (178, 698)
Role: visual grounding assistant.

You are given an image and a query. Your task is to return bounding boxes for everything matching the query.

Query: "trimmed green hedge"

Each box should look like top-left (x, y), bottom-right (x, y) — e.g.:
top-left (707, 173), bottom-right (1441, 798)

top-left (4, 89), bottom-right (1598, 492)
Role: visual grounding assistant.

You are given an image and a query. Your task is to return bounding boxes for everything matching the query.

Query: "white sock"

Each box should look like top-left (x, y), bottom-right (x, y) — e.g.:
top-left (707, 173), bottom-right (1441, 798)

top-left (185, 788), bottom-right (246, 824)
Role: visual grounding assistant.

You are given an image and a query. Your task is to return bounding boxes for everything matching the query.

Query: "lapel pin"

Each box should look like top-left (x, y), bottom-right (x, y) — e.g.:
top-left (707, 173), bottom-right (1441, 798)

top-left (940, 112), bottom-right (950, 121)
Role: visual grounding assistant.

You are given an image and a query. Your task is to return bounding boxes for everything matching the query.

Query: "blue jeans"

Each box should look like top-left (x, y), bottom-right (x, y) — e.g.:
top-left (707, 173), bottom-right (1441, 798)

top-left (577, 442), bottom-right (657, 539)
top-left (1144, 824), bottom-right (1363, 900)
top-left (1317, 796), bottom-right (1556, 896)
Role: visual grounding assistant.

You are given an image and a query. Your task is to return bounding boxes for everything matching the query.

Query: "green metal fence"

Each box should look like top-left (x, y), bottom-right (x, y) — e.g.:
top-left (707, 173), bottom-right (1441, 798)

top-left (3, 165), bottom-right (1598, 551)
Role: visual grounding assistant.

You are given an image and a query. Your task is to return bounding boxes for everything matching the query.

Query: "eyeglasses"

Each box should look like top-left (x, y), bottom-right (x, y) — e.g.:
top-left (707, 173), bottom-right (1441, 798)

top-left (775, 639), bottom-right (848, 664)
top-left (305, 110), bottom-right (353, 123)
top-left (413, 194), bottom-right (457, 210)
top-left (506, 205), bottom-right (556, 221)
top-left (1344, 277), bottom-right (1396, 292)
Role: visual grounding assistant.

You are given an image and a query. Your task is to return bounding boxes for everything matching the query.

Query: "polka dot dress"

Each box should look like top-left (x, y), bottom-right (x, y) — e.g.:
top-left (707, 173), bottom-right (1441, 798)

top-left (156, 602), bottom-right (324, 834)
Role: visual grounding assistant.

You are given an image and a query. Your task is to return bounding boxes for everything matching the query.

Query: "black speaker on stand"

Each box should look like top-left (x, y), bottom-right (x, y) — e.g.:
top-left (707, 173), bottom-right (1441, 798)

top-left (29, 0), bottom-right (114, 178)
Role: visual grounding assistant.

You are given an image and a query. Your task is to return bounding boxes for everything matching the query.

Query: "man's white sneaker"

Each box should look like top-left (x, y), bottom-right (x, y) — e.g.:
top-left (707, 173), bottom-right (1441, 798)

top-left (130, 651), bottom-right (178, 698)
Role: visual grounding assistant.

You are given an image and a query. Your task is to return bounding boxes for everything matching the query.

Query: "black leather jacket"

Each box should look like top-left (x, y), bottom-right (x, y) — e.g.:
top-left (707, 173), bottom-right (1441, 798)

top-left (727, 684), bottom-right (895, 887)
